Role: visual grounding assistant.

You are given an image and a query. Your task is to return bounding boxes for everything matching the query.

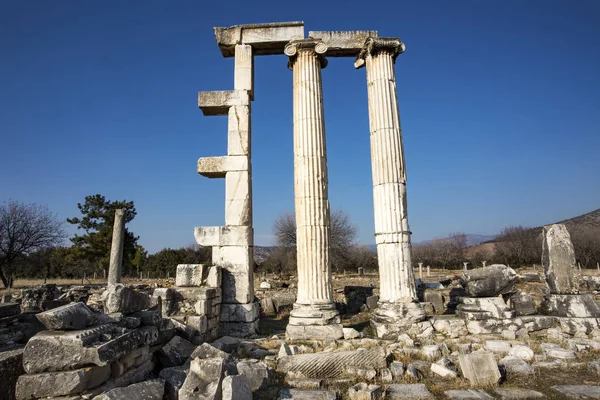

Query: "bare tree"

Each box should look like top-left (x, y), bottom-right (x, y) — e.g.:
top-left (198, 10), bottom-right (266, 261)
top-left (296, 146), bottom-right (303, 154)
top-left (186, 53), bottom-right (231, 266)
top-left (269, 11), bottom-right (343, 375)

top-left (570, 226), bottom-right (600, 268)
top-left (273, 210), bottom-right (358, 271)
top-left (493, 226), bottom-right (540, 267)
top-left (0, 201), bottom-right (65, 287)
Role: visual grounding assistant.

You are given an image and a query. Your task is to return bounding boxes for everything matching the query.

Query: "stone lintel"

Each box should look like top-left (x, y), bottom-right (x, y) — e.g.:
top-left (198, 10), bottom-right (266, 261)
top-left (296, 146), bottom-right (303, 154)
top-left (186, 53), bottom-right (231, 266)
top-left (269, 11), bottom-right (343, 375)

top-left (198, 90), bottom-right (249, 116)
top-left (194, 225), bottom-right (253, 247)
top-left (197, 155), bottom-right (248, 178)
top-left (308, 30), bottom-right (378, 57)
top-left (214, 21), bottom-right (305, 57)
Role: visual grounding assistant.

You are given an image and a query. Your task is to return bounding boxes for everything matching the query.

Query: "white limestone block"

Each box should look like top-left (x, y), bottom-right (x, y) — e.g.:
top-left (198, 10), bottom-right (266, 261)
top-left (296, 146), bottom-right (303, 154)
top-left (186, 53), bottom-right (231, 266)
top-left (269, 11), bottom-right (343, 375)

top-left (215, 22), bottom-right (305, 57)
top-left (197, 156), bottom-right (248, 178)
top-left (234, 44), bottom-right (254, 100)
top-left (226, 171), bottom-right (251, 226)
top-left (228, 105), bottom-right (250, 156)
top-left (194, 226), bottom-right (253, 247)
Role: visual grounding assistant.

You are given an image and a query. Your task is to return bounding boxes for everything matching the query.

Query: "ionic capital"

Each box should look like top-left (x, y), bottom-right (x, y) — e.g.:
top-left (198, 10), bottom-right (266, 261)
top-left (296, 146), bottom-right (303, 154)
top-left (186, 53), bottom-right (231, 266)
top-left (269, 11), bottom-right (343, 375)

top-left (354, 37), bottom-right (405, 69)
top-left (285, 39), bottom-right (328, 70)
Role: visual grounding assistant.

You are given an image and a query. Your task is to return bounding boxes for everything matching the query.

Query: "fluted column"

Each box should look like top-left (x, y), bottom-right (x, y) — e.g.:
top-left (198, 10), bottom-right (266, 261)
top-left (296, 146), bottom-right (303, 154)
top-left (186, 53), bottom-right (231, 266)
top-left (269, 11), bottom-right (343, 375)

top-left (285, 39), bottom-right (342, 340)
top-left (355, 37), bottom-right (425, 337)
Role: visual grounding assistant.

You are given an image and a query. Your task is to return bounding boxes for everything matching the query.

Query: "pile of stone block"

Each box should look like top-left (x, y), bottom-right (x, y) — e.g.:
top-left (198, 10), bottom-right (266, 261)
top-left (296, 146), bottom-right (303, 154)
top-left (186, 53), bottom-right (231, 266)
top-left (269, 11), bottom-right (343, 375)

top-left (153, 264), bottom-right (222, 344)
top-left (13, 287), bottom-right (170, 399)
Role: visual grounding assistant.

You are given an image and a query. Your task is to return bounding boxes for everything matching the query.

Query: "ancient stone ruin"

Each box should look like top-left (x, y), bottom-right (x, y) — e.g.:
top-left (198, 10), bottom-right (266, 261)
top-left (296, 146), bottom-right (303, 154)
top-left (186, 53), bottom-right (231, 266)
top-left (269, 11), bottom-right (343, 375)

top-left (1, 20), bottom-right (599, 400)
top-left (194, 21), bottom-right (424, 340)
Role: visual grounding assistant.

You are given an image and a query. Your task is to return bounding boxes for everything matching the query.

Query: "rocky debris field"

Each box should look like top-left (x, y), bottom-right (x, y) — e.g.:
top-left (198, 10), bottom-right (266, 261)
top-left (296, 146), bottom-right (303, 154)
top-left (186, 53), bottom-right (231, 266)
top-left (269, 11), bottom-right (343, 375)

top-left (0, 265), bottom-right (599, 399)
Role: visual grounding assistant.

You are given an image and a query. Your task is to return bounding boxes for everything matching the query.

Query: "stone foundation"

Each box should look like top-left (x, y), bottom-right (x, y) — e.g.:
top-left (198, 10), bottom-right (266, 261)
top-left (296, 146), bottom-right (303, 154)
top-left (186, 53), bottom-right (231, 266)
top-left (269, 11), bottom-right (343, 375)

top-left (370, 301), bottom-right (427, 339)
top-left (286, 304), bottom-right (343, 340)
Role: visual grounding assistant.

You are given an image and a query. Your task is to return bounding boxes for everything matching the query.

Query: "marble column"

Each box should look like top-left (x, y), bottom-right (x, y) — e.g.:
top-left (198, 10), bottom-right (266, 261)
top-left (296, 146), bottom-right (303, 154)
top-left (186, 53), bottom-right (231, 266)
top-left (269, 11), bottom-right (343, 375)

top-left (108, 209), bottom-right (125, 286)
top-left (355, 37), bottom-right (425, 338)
top-left (284, 39), bottom-right (343, 340)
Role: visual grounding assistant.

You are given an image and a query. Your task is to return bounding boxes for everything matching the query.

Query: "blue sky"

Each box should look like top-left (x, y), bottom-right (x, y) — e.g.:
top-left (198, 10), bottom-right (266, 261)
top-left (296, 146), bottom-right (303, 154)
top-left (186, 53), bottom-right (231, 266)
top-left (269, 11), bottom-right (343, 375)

top-left (1, 1), bottom-right (599, 254)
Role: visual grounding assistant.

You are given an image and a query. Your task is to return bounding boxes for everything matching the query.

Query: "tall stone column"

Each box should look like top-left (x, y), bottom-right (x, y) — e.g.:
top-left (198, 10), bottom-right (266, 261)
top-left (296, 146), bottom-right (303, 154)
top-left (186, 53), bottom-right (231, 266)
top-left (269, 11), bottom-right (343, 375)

top-left (108, 209), bottom-right (125, 286)
top-left (284, 39), bottom-right (343, 340)
top-left (355, 37), bottom-right (425, 338)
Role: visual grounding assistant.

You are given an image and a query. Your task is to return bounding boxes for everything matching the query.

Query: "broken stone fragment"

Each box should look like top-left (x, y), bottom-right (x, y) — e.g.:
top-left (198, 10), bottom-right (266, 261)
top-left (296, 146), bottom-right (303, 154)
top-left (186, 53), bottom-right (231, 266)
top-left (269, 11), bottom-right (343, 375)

top-left (159, 365), bottom-right (188, 400)
top-left (160, 336), bottom-right (196, 367)
top-left (347, 382), bottom-right (382, 400)
top-left (222, 374), bottom-right (252, 400)
top-left (15, 364), bottom-right (111, 399)
top-left (93, 379), bottom-right (165, 400)
top-left (103, 285), bottom-right (153, 314)
top-left (35, 302), bottom-right (96, 330)
top-left (542, 293), bottom-right (600, 318)
top-left (237, 359), bottom-right (272, 391)
top-left (461, 264), bottom-right (517, 297)
top-left (179, 357), bottom-right (225, 400)
top-left (0, 347), bottom-right (24, 400)
top-left (23, 325), bottom-right (152, 373)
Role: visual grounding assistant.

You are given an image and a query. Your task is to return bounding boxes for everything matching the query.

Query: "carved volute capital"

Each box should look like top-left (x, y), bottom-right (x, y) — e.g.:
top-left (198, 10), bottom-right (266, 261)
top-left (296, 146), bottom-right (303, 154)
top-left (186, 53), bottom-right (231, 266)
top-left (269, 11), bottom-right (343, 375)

top-left (285, 39), bottom-right (328, 70)
top-left (354, 37), bottom-right (405, 69)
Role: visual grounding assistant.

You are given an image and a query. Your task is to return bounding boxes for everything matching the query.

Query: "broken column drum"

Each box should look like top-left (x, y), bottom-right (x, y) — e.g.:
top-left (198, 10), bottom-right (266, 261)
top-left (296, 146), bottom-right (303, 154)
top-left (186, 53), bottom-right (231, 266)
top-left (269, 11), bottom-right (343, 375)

top-left (355, 37), bottom-right (425, 337)
top-left (284, 39), bottom-right (343, 340)
top-left (108, 209), bottom-right (125, 285)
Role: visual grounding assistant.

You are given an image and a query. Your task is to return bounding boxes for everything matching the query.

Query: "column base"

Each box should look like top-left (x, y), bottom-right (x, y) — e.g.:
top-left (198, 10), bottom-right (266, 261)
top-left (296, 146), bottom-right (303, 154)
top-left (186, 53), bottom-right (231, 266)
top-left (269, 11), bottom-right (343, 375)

top-left (286, 303), bottom-right (343, 340)
top-left (370, 301), bottom-right (426, 339)
top-left (220, 302), bottom-right (260, 337)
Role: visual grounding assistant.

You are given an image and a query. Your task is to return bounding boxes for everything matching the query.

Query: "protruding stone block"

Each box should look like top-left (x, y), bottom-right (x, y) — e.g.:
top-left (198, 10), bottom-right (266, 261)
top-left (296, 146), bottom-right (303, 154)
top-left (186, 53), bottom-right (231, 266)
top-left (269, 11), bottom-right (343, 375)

top-left (542, 224), bottom-right (580, 294)
top-left (197, 155), bottom-right (249, 178)
top-left (198, 90), bottom-right (250, 116)
top-left (35, 302), bottom-right (95, 330)
top-left (16, 364), bottom-right (111, 399)
top-left (215, 21), bottom-right (304, 57)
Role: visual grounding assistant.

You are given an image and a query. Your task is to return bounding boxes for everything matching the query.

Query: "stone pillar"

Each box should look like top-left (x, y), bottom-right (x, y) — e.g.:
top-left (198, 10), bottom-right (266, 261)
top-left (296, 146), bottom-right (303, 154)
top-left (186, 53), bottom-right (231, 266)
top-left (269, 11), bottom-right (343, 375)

top-left (107, 209), bottom-right (125, 286)
top-left (284, 39), bottom-right (343, 340)
top-left (355, 37), bottom-right (425, 338)
top-left (195, 43), bottom-right (259, 337)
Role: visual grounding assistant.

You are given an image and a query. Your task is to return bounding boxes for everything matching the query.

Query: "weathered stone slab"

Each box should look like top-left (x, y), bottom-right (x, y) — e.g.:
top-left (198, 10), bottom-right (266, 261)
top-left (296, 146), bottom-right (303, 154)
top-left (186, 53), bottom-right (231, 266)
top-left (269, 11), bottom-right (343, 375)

top-left (215, 21), bottom-right (305, 57)
top-left (308, 31), bottom-right (378, 57)
top-left (499, 356), bottom-right (534, 375)
top-left (493, 388), bottom-right (544, 399)
top-left (179, 357), bottom-right (224, 400)
top-left (0, 302), bottom-right (20, 318)
top-left (552, 385), bottom-right (600, 399)
top-left (82, 359), bottom-right (154, 399)
top-left (0, 347), bottom-right (24, 400)
top-left (94, 379), bottom-right (165, 400)
top-left (16, 364), bottom-right (111, 399)
top-left (277, 348), bottom-right (387, 379)
top-left (277, 389), bottom-right (336, 400)
top-left (36, 302), bottom-right (95, 330)
top-left (458, 352), bottom-right (501, 386)
top-left (543, 224), bottom-right (580, 294)
top-left (23, 325), bottom-right (152, 373)
top-left (461, 265), bottom-right (517, 297)
top-left (445, 389), bottom-right (495, 400)
top-left (103, 285), bottom-right (152, 314)
top-left (384, 384), bottom-right (435, 399)
top-left (457, 297), bottom-right (515, 320)
top-left (222, 374), bottom-right (252, 400)
top-left (542, 294), bottom-right (600, 318)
